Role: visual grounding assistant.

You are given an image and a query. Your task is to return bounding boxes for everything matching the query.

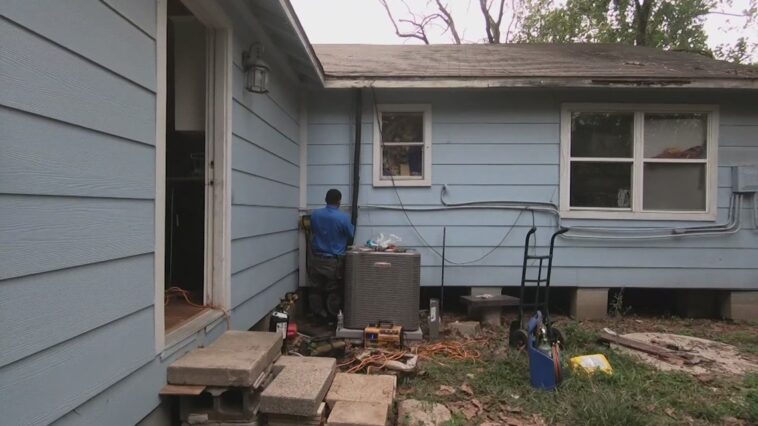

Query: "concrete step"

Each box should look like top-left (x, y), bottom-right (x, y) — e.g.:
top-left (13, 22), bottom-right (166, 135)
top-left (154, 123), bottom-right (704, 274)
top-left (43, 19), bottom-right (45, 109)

top-left (260, 356), bottom-right (337, 416)
top-left (327, 401), bottom-right (389, 426)
top-left (266, 402), bottom-right (326, 426)
top-left (325, 373), bottom-right (396, 409)
top-left (168, 331), bottom-right (282, 387)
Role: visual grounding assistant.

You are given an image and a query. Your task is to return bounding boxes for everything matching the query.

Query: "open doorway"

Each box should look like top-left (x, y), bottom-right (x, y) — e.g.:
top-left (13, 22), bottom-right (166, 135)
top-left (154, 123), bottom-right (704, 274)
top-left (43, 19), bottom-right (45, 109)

top-left (164, 0), bottom-right (209, 331)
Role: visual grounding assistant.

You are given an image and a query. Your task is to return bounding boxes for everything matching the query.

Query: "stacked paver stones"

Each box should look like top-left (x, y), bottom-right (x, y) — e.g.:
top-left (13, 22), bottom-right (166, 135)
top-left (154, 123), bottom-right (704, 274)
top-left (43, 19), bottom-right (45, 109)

top-left (167, 330), bottom-right (397, 425)
top-left (167, 331), bottom-right (284, 426)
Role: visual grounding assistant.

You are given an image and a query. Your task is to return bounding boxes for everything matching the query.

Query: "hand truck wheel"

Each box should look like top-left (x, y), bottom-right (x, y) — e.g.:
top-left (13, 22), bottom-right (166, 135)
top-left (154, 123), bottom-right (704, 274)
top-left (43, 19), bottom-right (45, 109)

top-left (547, 327), bottom-right (565, 348)
top-left (509, 329), bottom-right (529, 349)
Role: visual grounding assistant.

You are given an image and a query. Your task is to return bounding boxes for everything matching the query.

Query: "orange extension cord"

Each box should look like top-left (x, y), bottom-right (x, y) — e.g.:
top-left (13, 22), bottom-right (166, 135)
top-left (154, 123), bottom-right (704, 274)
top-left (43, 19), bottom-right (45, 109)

top-left (415, 340), bottom-right (484, 361)
top-left (339, 350), bottom-right (409, 374)
top-left (338, 339), bottom-right (484, 374)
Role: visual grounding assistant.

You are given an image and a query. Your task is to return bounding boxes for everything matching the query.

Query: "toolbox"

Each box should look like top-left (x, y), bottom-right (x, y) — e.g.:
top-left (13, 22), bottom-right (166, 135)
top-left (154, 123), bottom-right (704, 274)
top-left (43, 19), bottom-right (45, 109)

top-left (363, 322), bottom-right (403, 348)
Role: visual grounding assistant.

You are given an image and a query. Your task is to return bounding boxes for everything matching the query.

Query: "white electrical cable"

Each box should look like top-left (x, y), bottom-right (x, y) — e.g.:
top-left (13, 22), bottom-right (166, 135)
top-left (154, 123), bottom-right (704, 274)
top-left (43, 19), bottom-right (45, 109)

top-left (370, 87), bottom-right (524, 265)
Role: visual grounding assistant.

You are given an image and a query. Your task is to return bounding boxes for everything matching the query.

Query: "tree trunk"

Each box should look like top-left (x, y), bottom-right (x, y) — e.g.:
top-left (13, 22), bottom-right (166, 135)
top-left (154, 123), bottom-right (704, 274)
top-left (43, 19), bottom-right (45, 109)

top-left (634, 0), bottom-right (654, 46)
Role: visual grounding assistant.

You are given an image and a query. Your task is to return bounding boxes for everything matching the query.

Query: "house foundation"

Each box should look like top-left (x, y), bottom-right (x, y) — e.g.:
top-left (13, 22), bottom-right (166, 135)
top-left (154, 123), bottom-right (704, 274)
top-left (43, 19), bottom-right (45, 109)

top-left (570, 288), bottom-right (608, 320)
top-left (720, 291), bottom-right (758, 321)
top-left (675, 290), bottom-right (719, 318)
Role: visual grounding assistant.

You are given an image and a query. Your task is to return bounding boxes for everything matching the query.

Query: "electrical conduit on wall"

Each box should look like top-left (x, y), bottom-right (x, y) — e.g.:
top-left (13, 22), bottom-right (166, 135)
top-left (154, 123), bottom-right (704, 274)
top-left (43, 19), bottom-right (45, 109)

top-left (359, 185), bottom-right (753, 245)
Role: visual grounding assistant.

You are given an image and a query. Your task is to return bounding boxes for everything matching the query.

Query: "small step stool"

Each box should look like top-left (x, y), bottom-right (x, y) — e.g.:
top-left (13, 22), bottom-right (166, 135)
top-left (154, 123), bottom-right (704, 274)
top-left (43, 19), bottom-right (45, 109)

top-left (460, 294), bottom-right (520, 326)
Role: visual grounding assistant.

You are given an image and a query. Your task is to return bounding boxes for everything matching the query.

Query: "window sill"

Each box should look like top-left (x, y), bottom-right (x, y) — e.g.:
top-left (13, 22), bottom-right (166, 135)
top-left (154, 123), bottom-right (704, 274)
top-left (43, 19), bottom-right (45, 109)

top-left (163, 308), bottom-right (225, 353)
top-left (560, 210), bottom-right (717, 221)
top-left (373, 179), bottom-right (431, 188)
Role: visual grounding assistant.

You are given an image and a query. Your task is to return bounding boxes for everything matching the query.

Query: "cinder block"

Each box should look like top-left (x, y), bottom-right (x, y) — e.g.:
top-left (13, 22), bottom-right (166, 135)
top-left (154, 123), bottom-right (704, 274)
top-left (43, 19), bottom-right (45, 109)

top-left (178, 379), bottom-right (271, 423)
top-left (327, 401), bottom-right (389, 426)
top-left (168, 331), bottom-right (281, 387)
top-left (260, 356), bottom-right (336, 416)
top-left (326, 373), bottom-right (396, 409)
top-left (721, 291), bottom-right (758, 321)
top-left (570, 288), bottom-right (608, 320)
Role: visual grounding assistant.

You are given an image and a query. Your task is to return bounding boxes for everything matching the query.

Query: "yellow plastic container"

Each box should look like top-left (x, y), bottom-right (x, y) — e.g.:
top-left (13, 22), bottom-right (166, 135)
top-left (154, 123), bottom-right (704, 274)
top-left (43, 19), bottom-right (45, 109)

top-left (570, 354), bottom-right (613, 375)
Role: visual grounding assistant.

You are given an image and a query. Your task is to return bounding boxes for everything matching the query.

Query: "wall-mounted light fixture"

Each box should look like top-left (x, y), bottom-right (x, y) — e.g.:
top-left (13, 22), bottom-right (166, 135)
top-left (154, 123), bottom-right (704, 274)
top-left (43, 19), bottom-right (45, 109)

top-left (242, 42), bottom-right (270, 94)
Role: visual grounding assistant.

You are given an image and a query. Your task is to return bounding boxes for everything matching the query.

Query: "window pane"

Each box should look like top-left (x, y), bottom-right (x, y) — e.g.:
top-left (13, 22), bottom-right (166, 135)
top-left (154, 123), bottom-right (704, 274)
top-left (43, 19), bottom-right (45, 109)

top-left (644, 113), bottom-right (707, 159)
top-left (382, 145), bottom-right (423, 178)
top-left (571, 112), bottom-right (633, 158)
top-left (381, 112), bottom-right (423, 142)
top-left (570, 162), bottom-right (632, 208)
top-left (643, 163), bottom-right (706, 211)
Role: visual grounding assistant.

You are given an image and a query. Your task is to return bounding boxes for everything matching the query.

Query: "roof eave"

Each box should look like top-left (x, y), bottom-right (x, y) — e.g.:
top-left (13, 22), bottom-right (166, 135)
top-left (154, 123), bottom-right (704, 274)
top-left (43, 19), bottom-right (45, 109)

top-left (323, 76), bottom-right (758, 90)
top-left (277, 0), bottom-right (326, 85)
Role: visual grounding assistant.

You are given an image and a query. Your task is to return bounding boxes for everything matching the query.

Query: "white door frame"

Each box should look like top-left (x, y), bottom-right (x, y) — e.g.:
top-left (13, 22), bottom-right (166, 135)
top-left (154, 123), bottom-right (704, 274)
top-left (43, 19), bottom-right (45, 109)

top-left (154, 0), bottom-right (233, 352)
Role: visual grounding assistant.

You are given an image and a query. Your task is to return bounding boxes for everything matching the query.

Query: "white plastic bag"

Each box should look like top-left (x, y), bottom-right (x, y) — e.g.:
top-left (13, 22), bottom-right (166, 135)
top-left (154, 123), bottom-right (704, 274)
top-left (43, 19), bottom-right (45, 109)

top-left (372, 233), bottom-right (402, 250)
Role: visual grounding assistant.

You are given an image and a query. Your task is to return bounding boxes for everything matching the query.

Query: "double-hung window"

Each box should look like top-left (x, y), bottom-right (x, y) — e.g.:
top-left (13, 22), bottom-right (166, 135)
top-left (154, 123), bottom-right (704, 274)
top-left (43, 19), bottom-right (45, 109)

top-left (560, 104), bottom-right (718, 220)
top-left (373, 104), bottom-right (432, 187)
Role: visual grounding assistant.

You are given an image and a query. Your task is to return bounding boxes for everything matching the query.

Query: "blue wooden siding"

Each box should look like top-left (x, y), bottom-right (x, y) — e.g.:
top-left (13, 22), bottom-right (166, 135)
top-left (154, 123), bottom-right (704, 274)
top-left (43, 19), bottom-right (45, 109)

top-left (226, 6), bottom-right (301, 325)
top-left (307, 89), bottom-right (758, 289)
top-left (0, 0), bottom-right (158, 423)
top-left (1, 0), bottom-right (303, 424)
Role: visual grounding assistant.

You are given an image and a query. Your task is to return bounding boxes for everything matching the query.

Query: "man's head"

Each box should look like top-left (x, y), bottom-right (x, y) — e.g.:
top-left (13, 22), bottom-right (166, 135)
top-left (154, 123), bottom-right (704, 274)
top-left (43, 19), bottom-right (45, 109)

top-left (325, 189), bottom-right (342, 206)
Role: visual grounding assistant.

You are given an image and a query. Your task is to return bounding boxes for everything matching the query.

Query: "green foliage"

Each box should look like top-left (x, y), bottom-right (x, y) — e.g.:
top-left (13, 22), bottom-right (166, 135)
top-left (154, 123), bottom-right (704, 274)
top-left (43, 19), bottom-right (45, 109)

top-left (714, 37), bottom-right (756, 64)
top-left (515, 0), bottom-right (758, 63)
top-left (518, 0), bottom-right (712, 51)
top-left (609, 288), bottom-right (632, 317)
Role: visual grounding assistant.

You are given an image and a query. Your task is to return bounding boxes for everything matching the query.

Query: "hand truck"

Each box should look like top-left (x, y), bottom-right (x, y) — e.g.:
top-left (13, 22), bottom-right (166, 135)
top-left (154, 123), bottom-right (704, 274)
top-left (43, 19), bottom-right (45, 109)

top-left (508, 226), bottom-right (568, 348)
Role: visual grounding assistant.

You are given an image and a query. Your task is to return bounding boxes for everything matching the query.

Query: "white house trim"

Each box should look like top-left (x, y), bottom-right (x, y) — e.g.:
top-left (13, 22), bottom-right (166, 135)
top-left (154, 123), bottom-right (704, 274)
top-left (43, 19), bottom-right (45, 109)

top-left (559, 103), bottom-right (719, 221)
top-left (298, 96), bottom-right (309, 287)
top-left (154, 0), bottom-right (168, 354)
top-left (156, 0), bottom-right (233, 352)
top-left (373, 104), bottom-right (433, 187)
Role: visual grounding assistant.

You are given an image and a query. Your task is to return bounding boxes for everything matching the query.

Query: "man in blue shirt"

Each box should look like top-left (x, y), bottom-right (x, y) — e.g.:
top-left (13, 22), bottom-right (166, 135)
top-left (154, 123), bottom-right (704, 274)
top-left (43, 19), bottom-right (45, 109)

top-left (307, 189), bottom-right (355, 317)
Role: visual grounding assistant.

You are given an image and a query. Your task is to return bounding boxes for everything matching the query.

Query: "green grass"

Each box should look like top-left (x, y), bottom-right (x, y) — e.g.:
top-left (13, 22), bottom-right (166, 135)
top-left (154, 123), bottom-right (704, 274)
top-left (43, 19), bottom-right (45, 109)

top-left (399, 322), bottom-right (758, 425)
top-left (719, 331), bottom-right (758, 354)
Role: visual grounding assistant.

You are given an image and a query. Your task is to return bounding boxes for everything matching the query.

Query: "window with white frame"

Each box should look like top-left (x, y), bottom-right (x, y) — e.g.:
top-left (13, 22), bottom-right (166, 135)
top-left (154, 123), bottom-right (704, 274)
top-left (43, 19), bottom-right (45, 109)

top-left (560, 104), bottom-right (718, 220)
top-left (373, 104), bottom-right (432, 187)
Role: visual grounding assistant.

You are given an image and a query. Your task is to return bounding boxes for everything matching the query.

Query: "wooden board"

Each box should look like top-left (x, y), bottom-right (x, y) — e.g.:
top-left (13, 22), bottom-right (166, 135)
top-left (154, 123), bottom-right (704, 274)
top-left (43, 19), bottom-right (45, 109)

top-left (159, 384), bottom-right (206, 396)
top-left (164, 301), bottom-right (207, 333)
top-left (599, 329), bottom-right (689, 363)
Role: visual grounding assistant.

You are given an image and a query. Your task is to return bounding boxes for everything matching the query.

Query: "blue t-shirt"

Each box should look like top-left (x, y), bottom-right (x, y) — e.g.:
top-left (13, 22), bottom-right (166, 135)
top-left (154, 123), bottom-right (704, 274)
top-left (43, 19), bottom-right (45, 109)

top-left (311, 205), bottom-right (355, 256)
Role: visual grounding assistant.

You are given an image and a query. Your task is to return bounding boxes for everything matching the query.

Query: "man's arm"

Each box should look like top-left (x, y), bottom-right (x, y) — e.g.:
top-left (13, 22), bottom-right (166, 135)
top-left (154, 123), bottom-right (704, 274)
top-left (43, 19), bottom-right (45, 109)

top-left (341, 214), bottom-right (355, 240)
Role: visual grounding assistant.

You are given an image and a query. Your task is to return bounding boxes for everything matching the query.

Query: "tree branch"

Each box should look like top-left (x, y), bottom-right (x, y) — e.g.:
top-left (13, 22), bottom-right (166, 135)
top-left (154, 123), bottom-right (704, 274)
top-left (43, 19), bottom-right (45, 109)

top-left (504, 0), bottom-right (519, 43)
top-left (479, 0), bottom-right (506, 43)
top-left (378, 0), bottom-right (430, 44)
top-left (707, 11), bottom-right (752, 18)
top-left (434, 0), bottom-right (462, 44)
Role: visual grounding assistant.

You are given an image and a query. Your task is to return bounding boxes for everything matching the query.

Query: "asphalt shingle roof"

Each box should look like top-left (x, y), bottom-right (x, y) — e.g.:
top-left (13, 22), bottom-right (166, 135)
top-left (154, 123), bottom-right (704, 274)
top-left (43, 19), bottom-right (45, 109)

top-left (313, 43), bottom-right (758, 84)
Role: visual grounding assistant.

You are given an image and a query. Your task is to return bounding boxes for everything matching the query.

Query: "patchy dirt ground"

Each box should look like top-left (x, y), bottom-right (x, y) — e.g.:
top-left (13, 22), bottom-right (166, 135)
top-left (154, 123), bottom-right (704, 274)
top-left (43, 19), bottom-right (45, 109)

top-left (387, 313), bottom-right (758, 426)
top-left (611, 332), bottom-right (757, 376)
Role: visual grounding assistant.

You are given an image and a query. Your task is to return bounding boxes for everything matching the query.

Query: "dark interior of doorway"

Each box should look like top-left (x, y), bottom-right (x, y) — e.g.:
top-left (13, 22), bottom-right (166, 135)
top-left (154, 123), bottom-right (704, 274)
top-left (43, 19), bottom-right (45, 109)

top-left (164, 0), bottom-right (207, 332)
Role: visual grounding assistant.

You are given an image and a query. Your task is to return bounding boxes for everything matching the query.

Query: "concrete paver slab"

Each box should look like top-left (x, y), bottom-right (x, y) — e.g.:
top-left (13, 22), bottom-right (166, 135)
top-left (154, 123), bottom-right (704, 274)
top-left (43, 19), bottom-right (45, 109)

top-left (326, 373), bottom-right (396, 409)
top-left (260, 356), bottom-right (336, 416)
top-left (167, 331), bottom-right (281, 387)
top-left (327, 401), bottom-right (389, 426)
